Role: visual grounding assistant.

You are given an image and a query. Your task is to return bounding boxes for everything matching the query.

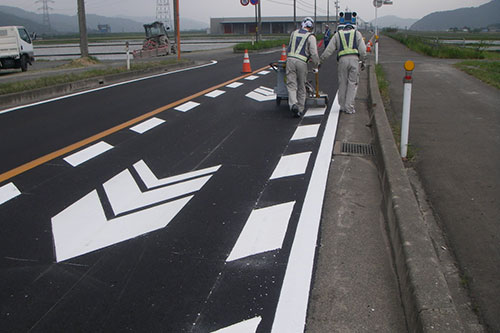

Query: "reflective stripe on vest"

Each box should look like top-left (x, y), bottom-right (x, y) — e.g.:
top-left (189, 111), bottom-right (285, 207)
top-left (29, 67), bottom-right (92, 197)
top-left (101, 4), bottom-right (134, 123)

top-left (338, 30), bottom-right (359, 58)
top-left (288, 30), bottom-right (311, 62)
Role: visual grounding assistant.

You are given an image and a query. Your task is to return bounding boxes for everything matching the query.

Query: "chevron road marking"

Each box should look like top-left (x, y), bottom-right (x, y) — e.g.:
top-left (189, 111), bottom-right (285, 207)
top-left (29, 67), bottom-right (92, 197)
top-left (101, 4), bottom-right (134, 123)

top-left (291, 124), bottom-right (321, 141)
top-left (0, 182), bottom-right (21, 205)
top-left (51, 161), bottom-right (220, 262)
top-left (212, 316), bottom-right (262, 333)
top-left (270, 152), bottom-right (312, 180)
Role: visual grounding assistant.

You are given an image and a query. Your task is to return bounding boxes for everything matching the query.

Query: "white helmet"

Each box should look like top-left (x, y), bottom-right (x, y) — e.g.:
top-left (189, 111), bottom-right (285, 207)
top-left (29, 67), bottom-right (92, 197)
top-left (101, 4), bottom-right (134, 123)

top-left (301, 17), bottom-right (314, 29)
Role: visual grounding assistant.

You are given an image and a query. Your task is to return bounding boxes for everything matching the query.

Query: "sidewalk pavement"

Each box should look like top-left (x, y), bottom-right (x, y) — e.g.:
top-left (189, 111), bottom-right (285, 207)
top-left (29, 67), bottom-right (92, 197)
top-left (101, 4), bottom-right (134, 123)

top-left (378, 35), bottom-right (499, 332)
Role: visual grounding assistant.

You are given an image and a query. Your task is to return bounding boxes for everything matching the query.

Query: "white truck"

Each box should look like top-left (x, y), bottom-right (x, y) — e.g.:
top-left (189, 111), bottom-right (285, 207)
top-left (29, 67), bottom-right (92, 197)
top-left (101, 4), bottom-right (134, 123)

top-left (0, 26), bottom-right (35, 72)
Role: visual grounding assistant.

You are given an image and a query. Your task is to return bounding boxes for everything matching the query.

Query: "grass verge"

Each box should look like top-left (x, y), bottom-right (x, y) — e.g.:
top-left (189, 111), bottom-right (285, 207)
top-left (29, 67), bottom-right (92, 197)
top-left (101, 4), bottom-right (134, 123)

top-left (234, 38), bottom-right (289, 52)
top-left (0, 58), bottom-right (188, 95)
top-left (375, 64), bottom-right (417, 162)
top-left (454, 60), bottom-right (500, 89)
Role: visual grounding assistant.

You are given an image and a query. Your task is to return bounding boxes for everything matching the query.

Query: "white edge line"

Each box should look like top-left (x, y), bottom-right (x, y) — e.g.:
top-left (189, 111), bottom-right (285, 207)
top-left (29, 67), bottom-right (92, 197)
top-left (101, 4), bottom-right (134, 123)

top-left (0, 60), bottom-right (218, 115)
top-left (271, 93), bottom-right (340, 332)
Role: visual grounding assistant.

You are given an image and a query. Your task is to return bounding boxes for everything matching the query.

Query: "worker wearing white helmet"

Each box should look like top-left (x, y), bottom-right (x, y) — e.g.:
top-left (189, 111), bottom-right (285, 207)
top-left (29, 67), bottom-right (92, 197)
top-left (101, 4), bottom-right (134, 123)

top-left (286, 17), bottom-right (320, 117)
top-left (320, 13), bottom-right (366, 114)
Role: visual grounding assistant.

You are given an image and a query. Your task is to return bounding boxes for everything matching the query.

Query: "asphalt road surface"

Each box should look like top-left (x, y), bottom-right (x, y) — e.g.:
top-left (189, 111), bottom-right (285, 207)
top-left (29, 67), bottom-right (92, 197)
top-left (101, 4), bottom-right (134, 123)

top-left (0, 52), bottom-right (340, 332)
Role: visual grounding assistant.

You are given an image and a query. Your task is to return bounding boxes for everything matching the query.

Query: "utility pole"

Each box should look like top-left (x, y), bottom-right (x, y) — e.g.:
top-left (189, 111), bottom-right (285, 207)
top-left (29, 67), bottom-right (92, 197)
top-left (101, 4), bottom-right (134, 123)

top-left (77, 0), bottom-right (88, 58)
top-left (314, 0), bottom-right (317, 31)
top-left (293, 0), bottom-right (296, 29)
top-left (258, 0), bottom-right (262, 42)
top-left (36, 0), bottom-right (54, 32)
top-left (327, 0), bottom-right (330, 25)
top-left (335, 0), bottom-right (340, 29)
top-left (174, 0), bottom-right (180, 60)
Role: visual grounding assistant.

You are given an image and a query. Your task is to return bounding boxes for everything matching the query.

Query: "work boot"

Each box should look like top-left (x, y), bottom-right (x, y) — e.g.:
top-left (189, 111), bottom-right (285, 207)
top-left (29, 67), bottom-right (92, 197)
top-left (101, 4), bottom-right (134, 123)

top-left (291, 104), bottom-right (300, 117)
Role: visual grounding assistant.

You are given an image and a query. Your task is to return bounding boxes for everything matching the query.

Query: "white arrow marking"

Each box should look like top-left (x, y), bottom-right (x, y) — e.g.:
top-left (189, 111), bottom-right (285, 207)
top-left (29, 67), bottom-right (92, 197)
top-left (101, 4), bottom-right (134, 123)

top-left (133, 161), bottom-right (221, 189)
top-left (0, 182), bottom-right (21, 205)
top-left (227, 202), bottom-right (295, 262)
top-left (103, 169), bottom-right (211, 216)
top-left (52, 191), bottom-right (192, 262)
top-left (212, 316), bottom-right (262, 333)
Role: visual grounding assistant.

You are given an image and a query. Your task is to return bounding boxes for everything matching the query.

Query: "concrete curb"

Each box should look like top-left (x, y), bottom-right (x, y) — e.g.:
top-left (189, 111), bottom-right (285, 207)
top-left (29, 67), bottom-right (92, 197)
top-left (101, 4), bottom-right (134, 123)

top-left (0, 60), bottom-right (196, 110)
top-left (367, 63), bottom-right (464, 332)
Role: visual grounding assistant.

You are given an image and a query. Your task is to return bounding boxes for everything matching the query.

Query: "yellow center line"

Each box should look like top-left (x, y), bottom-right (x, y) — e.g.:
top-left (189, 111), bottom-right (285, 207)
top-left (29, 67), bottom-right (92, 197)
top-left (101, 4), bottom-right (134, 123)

top-left (0, 65), bottom-right (271, 184)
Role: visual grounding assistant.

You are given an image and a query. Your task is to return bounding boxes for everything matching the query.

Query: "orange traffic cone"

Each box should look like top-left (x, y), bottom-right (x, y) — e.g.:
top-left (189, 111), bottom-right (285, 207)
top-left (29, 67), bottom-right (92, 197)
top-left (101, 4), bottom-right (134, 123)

top-left (367, 41), bottom-right (371, 53)
top-left (279, 44), bottom-right (287, 62)
top-left (242, 49), bottom-right (252, 73)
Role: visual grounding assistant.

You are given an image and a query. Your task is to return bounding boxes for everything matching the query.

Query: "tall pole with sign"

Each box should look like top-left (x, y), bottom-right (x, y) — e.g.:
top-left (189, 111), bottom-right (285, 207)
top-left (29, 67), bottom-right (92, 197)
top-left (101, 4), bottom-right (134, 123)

top-left (258, 0), bottom-right (262, 42)
top-left (175, 0), bottom-right (180, 60)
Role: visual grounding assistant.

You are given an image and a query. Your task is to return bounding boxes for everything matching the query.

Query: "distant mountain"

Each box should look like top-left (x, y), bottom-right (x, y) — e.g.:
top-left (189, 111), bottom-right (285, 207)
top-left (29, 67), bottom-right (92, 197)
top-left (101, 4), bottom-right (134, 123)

top-left (411, 0), bottom-right (500, 31)
top-left (370, 15), bottom-right (418, 29)
top-left (0, 5), bottom-right (208, 34)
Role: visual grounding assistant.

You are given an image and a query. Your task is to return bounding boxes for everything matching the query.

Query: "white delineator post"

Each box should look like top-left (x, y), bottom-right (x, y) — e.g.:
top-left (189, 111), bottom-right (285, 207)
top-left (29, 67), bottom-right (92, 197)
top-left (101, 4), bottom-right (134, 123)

top-left (401, 60), bottom-right (415, 159)
top-left (125, 41), bottom-right (130, 70)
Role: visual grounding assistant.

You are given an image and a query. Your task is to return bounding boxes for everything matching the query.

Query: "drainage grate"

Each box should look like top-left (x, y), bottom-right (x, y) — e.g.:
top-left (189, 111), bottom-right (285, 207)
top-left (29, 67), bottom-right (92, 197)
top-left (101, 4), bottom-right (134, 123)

top-left (334, 141), bottom-right (376, 156)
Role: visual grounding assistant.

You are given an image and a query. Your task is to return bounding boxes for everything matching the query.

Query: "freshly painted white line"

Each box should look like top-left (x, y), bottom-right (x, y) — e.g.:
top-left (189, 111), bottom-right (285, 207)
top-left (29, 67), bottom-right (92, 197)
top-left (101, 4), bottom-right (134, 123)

top-left (270, 152), bottom-right (312, 180)
top-left (104, 170), bottom-right (212, 215)
top-left (205, 89), bottom-right (226, 98)
top-left (259, 86), bottom-right (275, 93)
top-left (246, 91), bottom-right (276, 102)
top-left (255, 87), bottom-right (275, 96)
top-left (244, 75), bottom-right (259, 81)
top-left (227, 201), bottom-right (295, 262)
top-left (174, 101), bottom-right (200, 112)
top-left (258, 70), bottom-right (271, 75)
top-left (0, 60), bottom-right (218, 115)
top-left (52, 191), bottom-right (193, 262)
top-left (130, 117), bottom-right (165, 134)
top-left (291, 124), bottom-right (321, 141)
top-left (134, 161), bottom-right (221, 189)
top-left (226, 82), bottom-right (243, 88)
top-left (0, 182), bottom-right (21, 205)
top-left (304, 107), bottom-right (326, 117)
top-left (212, 316), bottom-right (262, 333)
top-left (271, 93), bottom-right (340, 332)
top-left (63, 141), bottom-right (113, 167)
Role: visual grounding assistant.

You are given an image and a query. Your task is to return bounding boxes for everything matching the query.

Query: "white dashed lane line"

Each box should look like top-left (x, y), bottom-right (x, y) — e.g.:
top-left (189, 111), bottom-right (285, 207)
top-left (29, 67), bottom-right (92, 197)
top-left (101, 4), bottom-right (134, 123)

top-left (130, 117), bottom-right (165, 134)
top-left (63, 141), bottom-right (114, 167)
top-left (0, 182), bottom-right (21, 205)
top-left (174, 101), bottom-right (201, 112)
top-left (205, 90), bottom-right (226, 98)
top-left (226, 82), bottom-right (244, 88)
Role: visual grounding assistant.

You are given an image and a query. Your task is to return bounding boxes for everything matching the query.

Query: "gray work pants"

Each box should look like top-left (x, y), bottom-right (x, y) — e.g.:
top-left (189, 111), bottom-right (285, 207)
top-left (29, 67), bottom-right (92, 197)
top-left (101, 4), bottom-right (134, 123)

top-left (286, 57), bottom-right (308, 112)
top-left (338, 55), bottom-right (360, 113)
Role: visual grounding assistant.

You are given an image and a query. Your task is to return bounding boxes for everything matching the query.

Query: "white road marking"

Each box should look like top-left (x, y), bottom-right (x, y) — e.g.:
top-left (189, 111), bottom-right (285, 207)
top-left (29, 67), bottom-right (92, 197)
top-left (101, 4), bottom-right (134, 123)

top-left (270, 152), bottom-right (312, 180)
top-left (104, 170), bottom-right (211, 215)
top-left (246, 91), bottom-right (276, 102)
top-left (255, 87), bottom-right (274, 96)
top-left (271, 93), bottom-right (340, 332)
top-left (205, 89), bottom-right (226, 98)
top-left (134, 160), bottom-right (221, 189)
top-left (244, 75), bottom-right (259, 81)
top-left (291, 124), bottom-right (321, 141)
top-left (304, 107), bottom-right (326, 117)
top-left (0, 61), bottom-right (218, 115)
top-left (258, 86), bottom-right (275, 94)
top-left (0, 182), bottom-right (21, 205)
top-left (212, 316), bottom-right (262, 333)
top-left (51, 161), bottom-right (219, 262)
top-left (52, 191), bottom-right (193, 262)
top-left (227, 201), bottom-right (295, 262)
top-left (63, 141), bottom-right (113, 167)
top-left (258, 70), bottom-right (271, 75)
top-left (226, 82), bottom-right (244, 88)
top-left (129, 117), bottom-right (165, 134)
top-left (174, 101), bottom-right (200, 112)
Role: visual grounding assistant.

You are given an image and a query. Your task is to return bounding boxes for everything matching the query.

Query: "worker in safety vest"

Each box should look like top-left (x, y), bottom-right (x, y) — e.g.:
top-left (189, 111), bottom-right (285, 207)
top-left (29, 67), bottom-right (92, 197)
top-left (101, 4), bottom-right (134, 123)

top-left (320, 22), bottom-right (366, 114)
top-left (286, 17), bottom-right (320, 117)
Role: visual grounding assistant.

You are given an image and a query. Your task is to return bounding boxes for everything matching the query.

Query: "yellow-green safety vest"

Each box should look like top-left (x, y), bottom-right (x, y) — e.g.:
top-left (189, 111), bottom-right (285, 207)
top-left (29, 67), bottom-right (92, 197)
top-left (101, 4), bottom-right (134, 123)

top-left (338, 30), bottom-right (359, 58)
top-left (288, 29), bottom-right (312, 62)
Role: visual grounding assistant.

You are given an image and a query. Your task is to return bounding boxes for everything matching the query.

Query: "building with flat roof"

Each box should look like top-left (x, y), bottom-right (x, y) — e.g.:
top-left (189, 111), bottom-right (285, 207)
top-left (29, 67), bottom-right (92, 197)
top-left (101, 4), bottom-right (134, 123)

top-left (210, 16), bottom-right (338, 35)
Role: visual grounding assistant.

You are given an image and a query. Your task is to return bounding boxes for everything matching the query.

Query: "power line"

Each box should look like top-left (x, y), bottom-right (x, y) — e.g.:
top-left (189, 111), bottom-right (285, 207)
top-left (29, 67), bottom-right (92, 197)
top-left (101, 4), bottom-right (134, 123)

top-left (156, 0), bottom-right (173, 29)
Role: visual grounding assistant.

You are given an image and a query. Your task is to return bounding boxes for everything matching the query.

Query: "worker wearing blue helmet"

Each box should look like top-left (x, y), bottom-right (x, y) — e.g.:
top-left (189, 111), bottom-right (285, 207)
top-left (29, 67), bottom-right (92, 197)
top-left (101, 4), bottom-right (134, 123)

top-left (320, 12), bottom-right (366, 114)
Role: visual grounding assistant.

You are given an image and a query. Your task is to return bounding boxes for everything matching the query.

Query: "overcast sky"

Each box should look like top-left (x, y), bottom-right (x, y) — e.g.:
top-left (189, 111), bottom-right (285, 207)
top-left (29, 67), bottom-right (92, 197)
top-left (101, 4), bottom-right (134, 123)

top-left (4, 0), bottom-right (493, 23)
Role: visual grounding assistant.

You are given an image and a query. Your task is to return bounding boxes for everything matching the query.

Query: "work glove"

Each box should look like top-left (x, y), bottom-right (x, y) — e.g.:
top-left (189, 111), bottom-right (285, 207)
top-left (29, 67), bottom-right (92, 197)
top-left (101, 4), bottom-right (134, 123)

top-left (312, 68), bottom-right (319, 73)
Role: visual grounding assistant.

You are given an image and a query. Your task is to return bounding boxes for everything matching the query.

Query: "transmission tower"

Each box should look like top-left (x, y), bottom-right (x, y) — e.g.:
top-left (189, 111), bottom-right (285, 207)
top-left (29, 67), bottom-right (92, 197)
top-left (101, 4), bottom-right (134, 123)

top-left (156, 0), bottom-right (173, 29)
top-left (35, 0), bottom-right (54, 32)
